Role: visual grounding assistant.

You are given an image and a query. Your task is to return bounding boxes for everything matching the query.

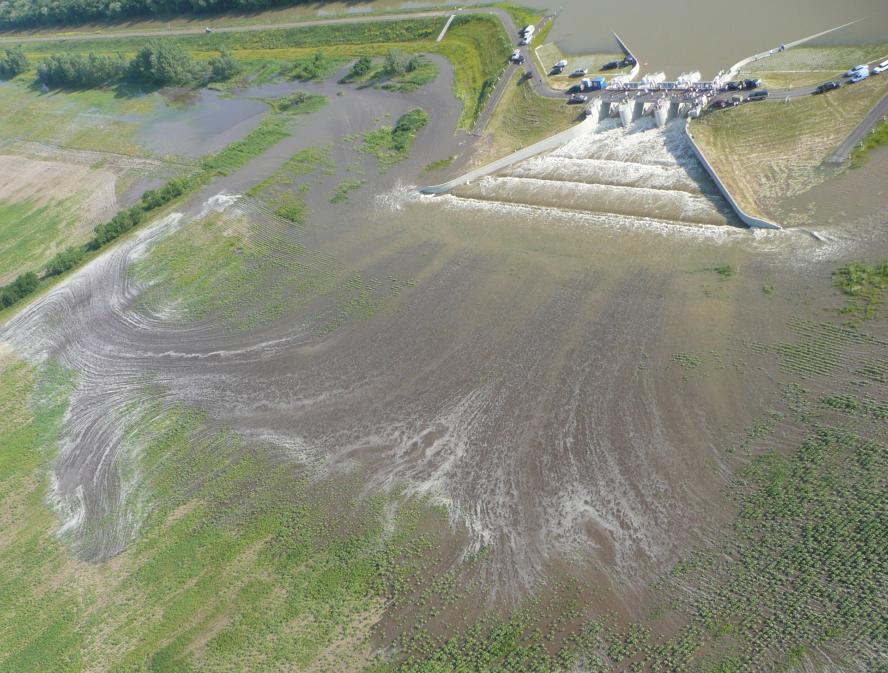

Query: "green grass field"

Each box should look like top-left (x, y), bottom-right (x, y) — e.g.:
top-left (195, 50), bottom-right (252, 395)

top-left (741, 43), bottom-right (888, 90)
top-left (690, 75), bottom-right (888, 220)
top-left (481, 71), bottom-right (580, 160)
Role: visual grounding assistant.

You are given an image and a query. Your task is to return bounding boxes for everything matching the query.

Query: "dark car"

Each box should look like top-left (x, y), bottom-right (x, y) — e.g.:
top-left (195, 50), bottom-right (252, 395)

top-left (744, 78), bottom-right (763, 89)
top-left (725, 81), bottom-right (742, 91)
top-left (710, 99), bottom-right (732, 109)
top-left (568, 93), bottom-right (588, 104)
top-left (748, 89), bottom-right (769, 100)
top-left (815, 81), bottom-right (840, 94)
top-left (602, 60), bottom-right (621, 70)
top-left (567, 84), bottom-right (583, 94)
top-left (730, 95), bottom-right (743, 105)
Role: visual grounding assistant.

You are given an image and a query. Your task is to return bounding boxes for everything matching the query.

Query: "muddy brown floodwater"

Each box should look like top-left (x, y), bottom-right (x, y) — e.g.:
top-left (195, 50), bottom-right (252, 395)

top-left (2, 50), bottom-right (886, 613)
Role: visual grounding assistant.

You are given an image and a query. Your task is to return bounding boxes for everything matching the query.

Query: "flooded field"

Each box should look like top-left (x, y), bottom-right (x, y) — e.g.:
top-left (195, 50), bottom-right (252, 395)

top-left (0, 10), bottom-right (886, 671)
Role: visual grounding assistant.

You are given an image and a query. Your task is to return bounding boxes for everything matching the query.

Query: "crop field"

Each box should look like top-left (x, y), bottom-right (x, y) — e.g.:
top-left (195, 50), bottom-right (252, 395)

top-left (690, 74), bottom-right (888, 221)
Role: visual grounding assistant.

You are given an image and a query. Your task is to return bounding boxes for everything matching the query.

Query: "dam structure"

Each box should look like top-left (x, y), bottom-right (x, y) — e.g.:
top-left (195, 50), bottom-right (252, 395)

top-left (421, 20), bottom-right (862, 230)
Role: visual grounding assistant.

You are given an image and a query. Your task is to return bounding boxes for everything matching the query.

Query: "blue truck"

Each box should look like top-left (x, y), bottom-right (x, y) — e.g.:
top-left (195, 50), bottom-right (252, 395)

top-left (582, 76), bottom-right (607, 91)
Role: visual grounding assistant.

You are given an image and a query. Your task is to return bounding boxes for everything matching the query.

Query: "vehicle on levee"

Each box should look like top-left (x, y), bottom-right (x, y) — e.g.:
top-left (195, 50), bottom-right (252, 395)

top-left (743, 78), bottom-right (763, 89)
top-left (568, 93), bottom-right (588, 104)
top-left (519, 24), bottom-right (534, 45)
top-left (872, 60), bottom-right (888, 74)
top-left (849, 70), bottom-right (870, 83)
top-left (570, 67), bottom-right (588, 77)
top-left (204, 26), bottom-right (214, 33)
top-left (724, 81), bottom-right (742, 91)
top-left (602, 60), bottom-right (621, 70)
top-left (845, 64), bottom-right (868, 77)
top-left (552, 59), bottom-right (568, 74)
top-left (730, 95), bottom-right (743, 105)
top-left (748, 89), bottom-right (769, 100)
top-left (510, 50), bottom-right (525, 64)
top-left (711, 99), bottom-right (733, 109)
top-left (814, 81), bottom-right (841, 94)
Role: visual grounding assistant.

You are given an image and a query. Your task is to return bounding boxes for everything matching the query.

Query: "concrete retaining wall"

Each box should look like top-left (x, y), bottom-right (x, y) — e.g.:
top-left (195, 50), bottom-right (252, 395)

top-left (684, 119), bottom-right (781, 229)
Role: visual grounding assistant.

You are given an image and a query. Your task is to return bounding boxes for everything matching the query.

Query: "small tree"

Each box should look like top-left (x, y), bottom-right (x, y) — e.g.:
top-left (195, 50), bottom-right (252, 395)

top-left (349, 55), bottom-right (372, 79)
top-left (208, 49), bottom-right (242, 82)
top-left (383, 49), bottom-right (409, 76)
top-left (128, 41), bottom-right (196, 87)
top-left (0, 47), bottom-right (28, 80)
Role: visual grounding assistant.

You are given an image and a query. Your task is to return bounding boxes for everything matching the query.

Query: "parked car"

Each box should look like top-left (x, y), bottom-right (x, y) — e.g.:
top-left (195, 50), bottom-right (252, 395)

top-left (730, 95), bottom-right (743, 106)
top-left (725, 81), bottom-right (742, 91)
top-left (567, 84), bottom-right (583, 94)
top-left (814, 81), bottom-right (840, 94)
top-left (569, 68), bottom-right (588, 77)
top-left (743, 78), bottom-right (763, 89)
top-left (568, 94), bottom-right (588, 104)
top-left (205, 26), bottom-right (214, 33)
top-left (623, 55), bottom-right (637, 66)
top-left (748, 90), bottom-right (769, 100)
top-left (511, 50), bottom-right (522, 62)
top-left (711, 99), bottom-right (732, 109)
top-left (845, 64), bottom-right (868, 77)
top-left (602, 60), bottom-right (621, 70)
top-left (551, 59), bottom-right (568, 74)
top-left (872, 60), bottom-right (888, 74)
top-left (849, 70), bottom-right (870, 83)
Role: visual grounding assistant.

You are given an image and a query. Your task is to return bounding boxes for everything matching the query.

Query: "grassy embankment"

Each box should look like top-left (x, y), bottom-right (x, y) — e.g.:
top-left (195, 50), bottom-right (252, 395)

top-left (481, 70), bottom-right (581, 160)
top-left (850, 117), bottom-right (888, 167)
top-left (739, 43), bottom-right (888, 90)
top-left (690, 74), bottom-right (888, 221)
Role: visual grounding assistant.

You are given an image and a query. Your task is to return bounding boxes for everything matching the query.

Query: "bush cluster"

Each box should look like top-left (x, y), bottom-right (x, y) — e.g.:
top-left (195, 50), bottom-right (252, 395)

top-left (35, 42), bottom-right (241, 89)
top-left (0, 46), bottom-right (28, 79)
top-left (0, 272), bottom-right (38, 308)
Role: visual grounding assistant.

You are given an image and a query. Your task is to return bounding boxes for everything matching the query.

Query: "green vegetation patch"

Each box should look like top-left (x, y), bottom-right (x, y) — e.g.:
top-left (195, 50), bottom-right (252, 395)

top-left (483, 72), bottom-right (579, 157)
top-left (344, 51), bottom-right (438, 92)
top-left (329, 179), bottom-right (366, 204)
top-left (494, 2), bottom-right (543, 29)
top-left (0, 199), bottom-right (75, 283)
top-left (851, 117), bottom-right (888, 168)
top-left (833, 260), bottom-right (888, 321)
top-left (360, 108), bottom-right (429, 170)
top-left (264, 90), bottom-right (327, 114)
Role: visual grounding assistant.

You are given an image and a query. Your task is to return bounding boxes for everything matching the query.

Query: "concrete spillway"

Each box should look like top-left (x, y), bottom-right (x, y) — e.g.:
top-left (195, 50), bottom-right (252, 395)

top-left (619, 101), bottom-right (634, 127)
top-left (654, 98), bottom-right (670, 127)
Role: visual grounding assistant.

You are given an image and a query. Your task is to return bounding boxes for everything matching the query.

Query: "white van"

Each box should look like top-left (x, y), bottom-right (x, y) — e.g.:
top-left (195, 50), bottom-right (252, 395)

top-left (873, 59), bottom-right (888, 75)
top-left (850, 70), bottom-right (870, 83)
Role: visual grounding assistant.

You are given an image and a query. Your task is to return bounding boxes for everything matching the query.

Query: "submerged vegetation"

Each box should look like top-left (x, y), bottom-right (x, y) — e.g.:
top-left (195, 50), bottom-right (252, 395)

top-left (851, 118), bottom-right (888, 168)
top-left (833, 260), bottom-right (888, 320)
top-left (360, 108), bottom-right (430, 170)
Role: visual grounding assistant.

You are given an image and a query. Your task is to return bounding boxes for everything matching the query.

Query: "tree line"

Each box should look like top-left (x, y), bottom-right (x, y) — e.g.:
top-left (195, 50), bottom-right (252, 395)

top-left (0, 0), bottom-right (317, 29)
top-left (0, 41), bottom-right (241, 88)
